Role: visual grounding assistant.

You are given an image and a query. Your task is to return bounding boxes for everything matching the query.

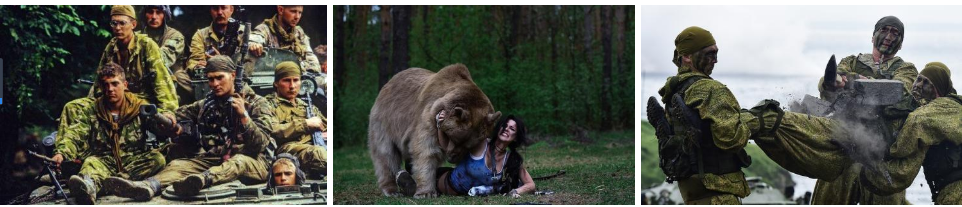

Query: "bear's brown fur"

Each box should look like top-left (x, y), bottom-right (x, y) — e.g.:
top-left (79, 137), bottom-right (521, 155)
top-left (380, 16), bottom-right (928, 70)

top-left (368, 64), bottom-right (501, 198)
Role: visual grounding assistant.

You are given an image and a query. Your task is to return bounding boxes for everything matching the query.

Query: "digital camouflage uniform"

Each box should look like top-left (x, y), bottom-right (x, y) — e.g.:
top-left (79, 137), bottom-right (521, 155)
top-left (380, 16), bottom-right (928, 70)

top-left (264, 93), bottom-right (327, 179)
top-left (150, 85), bottom-right (274, 188)
top-left (856, 94), bottom-right (962, 204)
top-left (657, 66), bottom-right (753, 204)
top-left (811, 53), bottom-right (917, 205)
top-left (55, 92), bottom-right (169, 195)
top-left (251, 15), bottom-right (321, 72)
top-left (57, 32), bottom-right (179, 162)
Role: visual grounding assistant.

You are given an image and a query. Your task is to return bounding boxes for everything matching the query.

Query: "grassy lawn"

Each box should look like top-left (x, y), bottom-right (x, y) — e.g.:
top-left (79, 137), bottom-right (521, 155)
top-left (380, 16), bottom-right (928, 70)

top-left (333, 131), bottom-right (635, 205)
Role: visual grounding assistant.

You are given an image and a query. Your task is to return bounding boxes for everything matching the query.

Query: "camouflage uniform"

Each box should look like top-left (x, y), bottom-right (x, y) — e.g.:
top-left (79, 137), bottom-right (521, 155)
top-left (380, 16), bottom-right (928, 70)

top-left (150, 85), bottom-right (274, 188)
top-left (264, 93), bottom-right (327, 178)
top-left (812, 53), bottom-right (917, 205)
top-left (175, 23), bottom-right (250, 104)
top-left (143, 24), bottom-right (185, 73)
top-left (657, 66), bottom-right (754, 204)
top-left (55, 92), bottom-right (169, 194)
top-left (251, 15), bottom-right (321, 72)
top-left (58, 32), bottom-right (179, 160)
top-left (859, 94), bottom-right (962, 204)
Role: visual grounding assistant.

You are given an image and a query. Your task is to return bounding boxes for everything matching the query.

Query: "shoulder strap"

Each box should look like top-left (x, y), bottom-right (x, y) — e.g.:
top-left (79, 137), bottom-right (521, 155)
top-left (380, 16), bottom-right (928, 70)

top-left (668, 76), bottom-right (706, 106)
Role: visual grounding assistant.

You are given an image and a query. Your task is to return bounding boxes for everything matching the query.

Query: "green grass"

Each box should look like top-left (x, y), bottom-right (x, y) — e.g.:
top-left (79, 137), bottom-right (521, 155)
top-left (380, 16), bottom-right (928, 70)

top-left (333, 131), bottom-right (635, 205)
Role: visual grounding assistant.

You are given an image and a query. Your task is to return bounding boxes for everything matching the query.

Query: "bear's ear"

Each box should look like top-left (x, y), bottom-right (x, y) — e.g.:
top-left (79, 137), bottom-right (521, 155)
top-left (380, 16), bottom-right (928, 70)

top-left (487, 111), bottom-right (502, 124)
top-left (453, 106), bottom-right (465, 120)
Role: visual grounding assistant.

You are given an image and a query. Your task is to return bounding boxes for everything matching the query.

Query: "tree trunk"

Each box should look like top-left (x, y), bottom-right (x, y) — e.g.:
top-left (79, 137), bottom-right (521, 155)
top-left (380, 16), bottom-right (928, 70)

top-left (334, 5), bottom-right (346, 91)
top-left (600, 6), bottom-right (612, 131)
top-left (392, 6), bottom-right (412, 75)
top-left (378, 5), bottom-right (392, 91)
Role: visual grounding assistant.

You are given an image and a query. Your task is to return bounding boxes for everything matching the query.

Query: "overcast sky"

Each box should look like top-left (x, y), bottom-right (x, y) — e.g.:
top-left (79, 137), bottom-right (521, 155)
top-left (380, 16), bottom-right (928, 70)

top-left (640, 5), bottom-right (962, 80)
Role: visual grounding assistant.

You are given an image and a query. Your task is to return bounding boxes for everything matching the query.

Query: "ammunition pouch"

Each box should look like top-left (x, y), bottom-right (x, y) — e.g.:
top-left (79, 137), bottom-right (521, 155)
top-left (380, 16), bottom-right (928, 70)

top-left (923, 140), bottom-right (962, 201)
top-left (657, 76), bottom-right (751, 183)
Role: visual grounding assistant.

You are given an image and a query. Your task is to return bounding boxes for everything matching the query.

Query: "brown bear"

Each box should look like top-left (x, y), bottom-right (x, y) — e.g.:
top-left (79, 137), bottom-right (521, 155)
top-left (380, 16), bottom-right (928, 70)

top-left (368, 64), bottom-right (501, 198)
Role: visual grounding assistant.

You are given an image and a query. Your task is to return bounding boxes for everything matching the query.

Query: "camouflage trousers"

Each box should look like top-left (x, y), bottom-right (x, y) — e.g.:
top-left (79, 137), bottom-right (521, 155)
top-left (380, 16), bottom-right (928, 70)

top-left (684, 194), bottom-right (741, 205)
top-left (812, 164), bottom-right (908, 205)
top-left (78, 150), bottom-right (166, 191)
top-left (937, 181), bottom-right (962, 204)
top-left (278, 143), bottom-right (327, 179)
top-left (150, 154), bottom-right (269, 187)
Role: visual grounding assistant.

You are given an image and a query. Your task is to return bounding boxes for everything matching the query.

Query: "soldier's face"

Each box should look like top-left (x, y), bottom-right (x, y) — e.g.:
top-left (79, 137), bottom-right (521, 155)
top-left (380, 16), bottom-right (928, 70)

top-left (101, 75), bottom-right (128, 104)
top-left (277, 6), bottom-right (303, 28)
top-left (274, 76), bottom-right (301, 100)
top-left (210, 5), bottom-right (234, 25)
top-left (110, 15), bottom-right (135, 40)
top-left (272, 162), bottom-right (296, 186)
top-left (207, 71), bottom-right (236, 97)
top-left (912, 74), bottom-right (938, 104)
top-left (687, 45), bottom-right (718, 75)
top-left (145, 8), bottom-right (165, 29)
top-left (873, 25), bottom-right (901, 55)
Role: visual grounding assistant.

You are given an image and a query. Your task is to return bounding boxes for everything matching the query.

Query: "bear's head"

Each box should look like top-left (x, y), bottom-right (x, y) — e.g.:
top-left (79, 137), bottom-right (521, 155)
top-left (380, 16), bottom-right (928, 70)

top-left (435, 90), bottom-right (501, 163)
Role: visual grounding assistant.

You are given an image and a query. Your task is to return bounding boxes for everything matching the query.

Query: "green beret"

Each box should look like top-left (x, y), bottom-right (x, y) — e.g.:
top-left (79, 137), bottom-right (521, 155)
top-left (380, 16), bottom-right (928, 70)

top-left (205, 55), bottom-right (236, 73)
top-left (920, 62), bottom-right (955, 96)
top-left (111, 5), bottom-right (137, 20)
top-left (274, 61), bottom-right (301, 82)
top-left (675, 26), bottom-right (716, 55)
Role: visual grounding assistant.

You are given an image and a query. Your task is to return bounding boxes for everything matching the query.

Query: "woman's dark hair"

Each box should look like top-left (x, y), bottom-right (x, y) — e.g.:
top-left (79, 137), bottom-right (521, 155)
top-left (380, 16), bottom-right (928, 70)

top-left (488, 114), bottom-right (528, 151)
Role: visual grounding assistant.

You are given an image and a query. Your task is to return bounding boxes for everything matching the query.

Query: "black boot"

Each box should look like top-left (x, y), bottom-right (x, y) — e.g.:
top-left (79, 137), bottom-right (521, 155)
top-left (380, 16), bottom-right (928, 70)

top-left (68, 175), bottom-right (98, 204)
top-left (103, 176), bottom-right (161, 201)
top-left (173, 171), bottom-right (210, 196)
top-left (646, 96), bottom-right (671, 140)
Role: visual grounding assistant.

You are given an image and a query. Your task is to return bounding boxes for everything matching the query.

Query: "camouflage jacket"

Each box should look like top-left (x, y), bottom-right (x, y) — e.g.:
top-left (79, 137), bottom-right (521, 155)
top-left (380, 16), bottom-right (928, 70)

top-left (92, 33), bottom-right (179, 112)
top-left (250, 22), bottom-right (321, 72)
top-left (187, 23), bottom-right (250, 72)
top-left (263, 93), bottom-right (325, 146)
top-left (54, 92), bottom-right (173, 161)
top-left (175, 85), bottom-right (274, 159)
top-left (143, 25), bottom-right (185, 71)
top-left (657, 65), bottom-right (756, 200)
top-left (862, 94), bottom-right (962, 204)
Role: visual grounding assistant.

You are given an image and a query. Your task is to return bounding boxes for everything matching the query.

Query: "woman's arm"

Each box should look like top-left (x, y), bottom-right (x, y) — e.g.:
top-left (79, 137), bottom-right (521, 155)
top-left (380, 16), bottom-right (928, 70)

top-left (511, 164), bottom-right (536, 198)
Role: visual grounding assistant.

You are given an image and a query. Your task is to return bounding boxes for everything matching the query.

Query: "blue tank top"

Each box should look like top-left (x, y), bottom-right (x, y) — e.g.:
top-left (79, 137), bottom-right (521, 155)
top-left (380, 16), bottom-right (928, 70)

top-left (449, 145), bottom-right (496, 194)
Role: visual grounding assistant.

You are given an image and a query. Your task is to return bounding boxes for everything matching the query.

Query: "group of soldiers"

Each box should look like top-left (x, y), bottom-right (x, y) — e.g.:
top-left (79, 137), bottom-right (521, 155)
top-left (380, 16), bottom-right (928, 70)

top-left (649, 15), bottom-right (962, 204)
top-left (48, 5), bottom-right (328, 204)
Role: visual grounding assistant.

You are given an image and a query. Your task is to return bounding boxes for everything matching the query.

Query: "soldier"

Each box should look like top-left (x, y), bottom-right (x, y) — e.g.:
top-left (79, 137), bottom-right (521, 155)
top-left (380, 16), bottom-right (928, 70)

top-left (267, 153), bottom-right (306, 188)
top-left (264, 61), bottom-right (327, 179)
top-left (176, 5), bottom-right (258, 104)
top-left (51, 63), bottom-right (172, 204)
top-left (102, 55), bottom-right (275, 200)
top-left (858, 62), bottom-right (962, 204)
top-left (650, 26), bottom-right (755, 204)
top-left (140, 5), bottom-right (185, 74)
top-left (249, 5), bottom-right (321, 72)
top-left (811, 16), bottom-right (917, 205)
top-left (57, 5), bottom-right (179, 159)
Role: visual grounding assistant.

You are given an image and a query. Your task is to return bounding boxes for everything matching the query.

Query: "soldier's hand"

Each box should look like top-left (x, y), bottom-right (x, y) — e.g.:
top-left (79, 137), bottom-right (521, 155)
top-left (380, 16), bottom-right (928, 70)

top-left (306, 117), bottom-right (322, 131)
top-left (834, 74), bottom-right (848, 89)
top-left (249, 43), bottom-right (264, 57)
top-left (52, 154), bottom-right (64, 166)
top-left (231, 93), bottom-right (250, 125)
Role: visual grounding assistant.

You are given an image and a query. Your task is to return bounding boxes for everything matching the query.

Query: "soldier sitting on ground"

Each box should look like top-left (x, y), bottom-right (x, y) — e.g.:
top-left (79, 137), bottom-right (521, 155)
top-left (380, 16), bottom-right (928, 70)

top-left (264, 61), bottom-right (327, 180)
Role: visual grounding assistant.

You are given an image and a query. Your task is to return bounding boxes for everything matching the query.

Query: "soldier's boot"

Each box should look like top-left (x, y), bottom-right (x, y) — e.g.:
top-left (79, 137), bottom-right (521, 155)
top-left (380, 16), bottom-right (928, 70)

top-left (395, 170), bottom-right (416, 197)
top-left (172, 171), bottom-right (211, 196)
top-left (646, 96), bottom-right (671, 139)
top-left (67, 175), bottom-right (98, 204)
top-left (104, 176), bottom-right (161, 201)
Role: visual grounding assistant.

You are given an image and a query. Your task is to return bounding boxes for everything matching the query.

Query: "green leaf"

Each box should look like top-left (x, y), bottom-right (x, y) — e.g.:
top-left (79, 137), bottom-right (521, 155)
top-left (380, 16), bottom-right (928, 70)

top-left (70, 26), bottom-right (79, 36)
top-left (9, 28), bottom-right (18, 42)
